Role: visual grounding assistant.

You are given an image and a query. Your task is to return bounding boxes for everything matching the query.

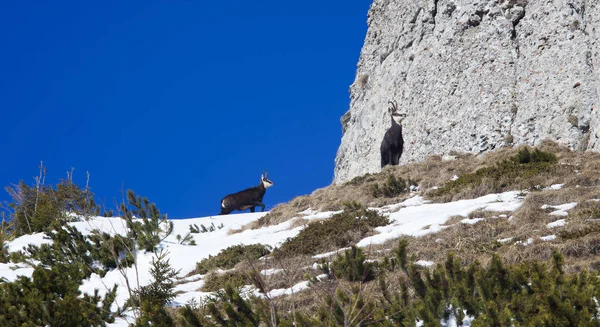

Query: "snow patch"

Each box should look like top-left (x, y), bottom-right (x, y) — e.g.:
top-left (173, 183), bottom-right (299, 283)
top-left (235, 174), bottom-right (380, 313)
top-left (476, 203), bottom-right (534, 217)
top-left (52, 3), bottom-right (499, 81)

top-left (0, 263), bottom-right (35, 283)
top-left (8, 233), bottom-right (52, 252)
top-left (547, 219), bottom-right (567, 228)
top-left (313, 247), bottom-right (351, 259)
top-left (541, 202), bottom-right (577, 216)
top-left (516, 238), bottom-right (534, 246)
top-left (297, 208), bottom-right (315, 216)
top-left (257, 274), bottom-right (328, 298)
top-left (261, 268), bottom-right (283, 276)
top-left (302, 211), bottom-right (342, 221)
top-left (460, 218), bottom-right (484, 225)
top-left (545, 184), bottom-right (565, 190)
top-left (357, 191), bottom-right (524, 247)
top-left (415, 260), bottom-right (435, 267)
top-left (540, 235), bottom-right (556, 241)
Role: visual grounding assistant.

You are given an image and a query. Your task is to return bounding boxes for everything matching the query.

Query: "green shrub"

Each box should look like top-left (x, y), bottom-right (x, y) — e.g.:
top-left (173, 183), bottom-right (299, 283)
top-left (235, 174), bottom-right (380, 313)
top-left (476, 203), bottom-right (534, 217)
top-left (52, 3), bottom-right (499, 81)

top-left (432, 147), bottom-right (558, 198)
top-left (346, 173), bottom-right (376, 186)
top-left (206, 284), bottom-right (267, 327)
top-left (511, 146), bottom-right (557, 164)
top-left (190, 222), bottom-right (224, 233)
top-left (317, 285), bottom-right (378, 326)
top-left (379, 238), bottom-right (411, 273)
top-left (180, 283), bottom-right (321, 327)
top-left (0, 243), bottom-right (7, 264)
top-left (330, 245), bottom-right (377, 283)
top-left (371, 175), bottom-right (413, 198)
top-left (0, 220), bottom-right (9, 264)
top-left (4, 176), bottom-right (100, 236)
top-left (176, 232), bottom-right (197, 245)
top-left (189, 223), bottom-right (201, 233)
top-left (196, 243), bottom-right (271, 275)
top-left (202, 270), bottom-right (250, 292)
top-left (26, 225), bottom-right (101, 279)
top-left (273, 202), bottom-right (390, 258)
top-left (132, 249), bottom-right (180, 327)
top-left (176, 247), bottom-right (600, 327)
top-left (24, 225), bottom-right (134, 278)
top-left (177, 305), bottom-right (207, 327)
top-left (0, 263), bottom-right (118, 326)
top-left (121, 189), bottom-right (173, 253)
top-left (402, 250), bottom-right (600, 327)
top-left (88, 230), bottom-right (136, 271)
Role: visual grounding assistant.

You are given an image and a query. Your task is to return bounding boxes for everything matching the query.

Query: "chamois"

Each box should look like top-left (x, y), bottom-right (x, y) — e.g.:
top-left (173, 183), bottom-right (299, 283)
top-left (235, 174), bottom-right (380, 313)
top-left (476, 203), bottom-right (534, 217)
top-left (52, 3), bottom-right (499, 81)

top-left (380, 100), bottom-right (407, 168)
top-left (219, 171), bottom-right (274, 215)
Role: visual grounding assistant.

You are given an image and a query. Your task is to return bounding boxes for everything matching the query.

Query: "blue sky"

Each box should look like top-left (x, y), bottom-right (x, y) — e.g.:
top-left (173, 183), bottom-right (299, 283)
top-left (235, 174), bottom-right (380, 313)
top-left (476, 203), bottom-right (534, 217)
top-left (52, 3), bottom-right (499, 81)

top-left (0, 1), bottom-right (370, 218)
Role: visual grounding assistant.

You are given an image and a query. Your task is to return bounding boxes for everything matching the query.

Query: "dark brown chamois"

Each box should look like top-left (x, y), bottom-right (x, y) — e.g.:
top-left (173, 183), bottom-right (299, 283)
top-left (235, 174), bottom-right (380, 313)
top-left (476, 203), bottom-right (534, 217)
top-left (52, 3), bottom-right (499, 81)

top-left (219, 171), bottom-right (274, 215)
top-left (380, 100), bottom-right (407, 168)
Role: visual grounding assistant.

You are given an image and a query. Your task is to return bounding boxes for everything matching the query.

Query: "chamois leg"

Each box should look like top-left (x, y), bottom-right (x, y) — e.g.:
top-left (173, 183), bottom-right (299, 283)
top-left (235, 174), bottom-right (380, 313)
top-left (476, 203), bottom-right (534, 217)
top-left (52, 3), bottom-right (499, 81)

top-left (249, 201), bottom-right (266, 212)
top-left (381, 150), bottom-right (391, 168)
top-left (250, 207), bottom-right (256, 213)
top-left (392, 151), bottom-right (402, 165)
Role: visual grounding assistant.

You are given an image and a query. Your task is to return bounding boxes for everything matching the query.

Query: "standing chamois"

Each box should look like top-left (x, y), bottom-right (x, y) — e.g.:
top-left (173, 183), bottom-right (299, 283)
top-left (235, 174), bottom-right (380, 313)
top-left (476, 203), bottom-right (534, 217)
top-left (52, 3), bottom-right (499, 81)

top-left (380, 100), bottom-right (407, 168)
top-left (219, 171), bottom-right (274, 215)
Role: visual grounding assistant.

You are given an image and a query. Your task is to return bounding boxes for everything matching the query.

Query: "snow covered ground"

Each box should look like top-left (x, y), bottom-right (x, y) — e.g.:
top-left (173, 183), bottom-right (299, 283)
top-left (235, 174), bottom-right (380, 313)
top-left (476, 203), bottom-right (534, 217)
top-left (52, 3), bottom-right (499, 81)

top-left (1, 190), bottom-right (530, 326)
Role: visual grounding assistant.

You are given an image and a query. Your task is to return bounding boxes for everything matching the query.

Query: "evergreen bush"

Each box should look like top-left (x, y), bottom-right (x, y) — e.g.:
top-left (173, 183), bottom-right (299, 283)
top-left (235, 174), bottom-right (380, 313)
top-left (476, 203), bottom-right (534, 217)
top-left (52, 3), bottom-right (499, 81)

top-left (371, 174), bottom-right (412, 198)
top-left (0, 220), bottom-right (9, 263)
top-left (0, 263), bottom-right (118, 326)
top-left (432, 147), bottom-right (559, 198)
top-left (4, 176), bottom-right (99, 236)
top-left (23, 224), bottom-right (134, 278)
top-left (330, 245), bottom-right (377, 283)
top-left (176, 243), bottom-right (600, 326)
top-left (202, 270), bottom-right (250, 292)
top-left (120, 189), bottom-right (173, 253)
top-left (195, 243), bottom-right (271, 275)
top-left (274, 202), bottom-right (390, 258)
top-left (132, 249), bottom-right (180, 327)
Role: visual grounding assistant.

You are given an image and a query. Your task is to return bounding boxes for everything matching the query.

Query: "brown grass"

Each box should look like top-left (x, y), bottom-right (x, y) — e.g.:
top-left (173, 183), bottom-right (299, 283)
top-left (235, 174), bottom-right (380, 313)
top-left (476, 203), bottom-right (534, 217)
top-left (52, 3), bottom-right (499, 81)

top-left (212, 140), bottom-right (600, 305)
top-left (408, 218), bottom-right (512, 265)
top-left (242, 149), bottom-right (492, 231)
top-left (444, 215), bottom-right (468, 225)
top-left (247, 255), bottom-right (319, 293)
top-left (243, 140), bottom-right (591, 232)
top-left (166, 141), bottom-right (600, 327)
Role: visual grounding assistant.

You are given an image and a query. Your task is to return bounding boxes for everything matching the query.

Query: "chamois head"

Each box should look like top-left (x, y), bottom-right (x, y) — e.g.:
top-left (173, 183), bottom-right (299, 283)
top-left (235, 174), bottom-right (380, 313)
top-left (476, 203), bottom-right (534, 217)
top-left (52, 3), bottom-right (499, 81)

top-left (388, 100), bottom-right (407, 124)
top-left (261, 171), bottom-right (274, 189)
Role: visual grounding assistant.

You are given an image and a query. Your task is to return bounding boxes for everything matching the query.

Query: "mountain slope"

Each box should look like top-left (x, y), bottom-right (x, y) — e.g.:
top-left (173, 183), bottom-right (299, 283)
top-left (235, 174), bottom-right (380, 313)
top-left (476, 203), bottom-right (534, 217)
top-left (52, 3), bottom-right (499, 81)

top-left (3, 143), bottom-right (600, 325)
top-left (2, 189), bottom-right (524, 326)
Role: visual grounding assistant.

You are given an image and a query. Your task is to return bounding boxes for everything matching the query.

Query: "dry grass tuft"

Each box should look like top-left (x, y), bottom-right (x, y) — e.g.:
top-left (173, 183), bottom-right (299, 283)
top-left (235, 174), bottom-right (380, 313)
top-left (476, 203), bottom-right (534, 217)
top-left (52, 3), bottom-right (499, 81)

top-left (244, 255), bottom-right (319, 293)
top-left (560, 234), bottom-right (600, 258)
top-left (500, 243), bottom-right (556, 265)
top-left (511, 192), bottom-right (556, 225)
top-left (388, 218), bottom-right (513, 266)
top-left (444, 215), bottom-right (468, 225)
top-left (249, 195), bottom-right (312, 230)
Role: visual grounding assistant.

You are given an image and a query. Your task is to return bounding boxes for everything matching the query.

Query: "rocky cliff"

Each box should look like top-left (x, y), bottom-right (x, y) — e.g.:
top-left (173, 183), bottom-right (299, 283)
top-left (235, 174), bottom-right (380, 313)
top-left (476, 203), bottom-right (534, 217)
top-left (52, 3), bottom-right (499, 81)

top-left (334, 0), bottom-right (599, 184)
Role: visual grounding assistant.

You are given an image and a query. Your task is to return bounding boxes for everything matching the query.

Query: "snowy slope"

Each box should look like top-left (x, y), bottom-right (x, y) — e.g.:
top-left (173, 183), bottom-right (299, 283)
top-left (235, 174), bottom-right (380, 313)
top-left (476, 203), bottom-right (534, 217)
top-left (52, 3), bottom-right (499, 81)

top-left (1, 190), bottom-right (529, 326)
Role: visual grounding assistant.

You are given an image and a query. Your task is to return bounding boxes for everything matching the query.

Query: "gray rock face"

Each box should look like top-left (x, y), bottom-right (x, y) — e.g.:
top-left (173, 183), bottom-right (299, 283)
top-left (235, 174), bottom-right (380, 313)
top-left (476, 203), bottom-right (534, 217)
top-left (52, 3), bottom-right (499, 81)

top-left (334, 0), bottom-right (600, 184)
